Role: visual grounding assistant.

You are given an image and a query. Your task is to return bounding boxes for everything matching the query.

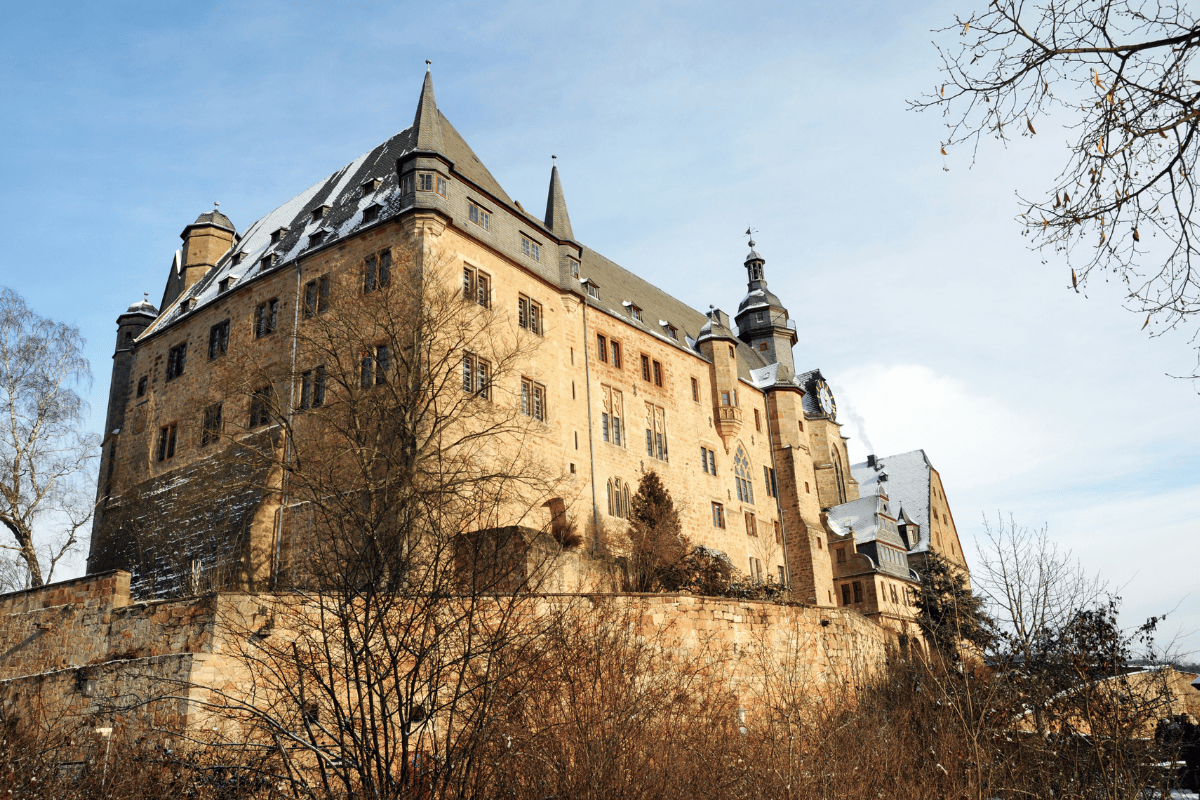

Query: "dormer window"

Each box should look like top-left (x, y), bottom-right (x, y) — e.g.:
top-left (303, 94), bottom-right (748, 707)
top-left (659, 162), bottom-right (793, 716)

top-left (218, 278), bottom-right (230, 294)
top-left (622, 302), bottom-right (641, 321)
top-left (310, 204), bottom-right (331, 221)
top-left (362, 177), bottom-right (382, 194)
top-left (271, 227), bottom-right (288, 244)
top-left (362, 204), bottom-right (381, 225)
top-left (521, 236), bottom-right (541, 262)
top-left (665, 324), bottom-right (678, 340)
top-left (308, 230), bottom-right (328, 248)
top-left (261, 253), bottom-right (277, 269)
top-left (232, 252), bottom-right (245, 265)
top-left (179, 299), bottom-right (192, 314)
top-left (582, 279), bottom-right (599, 299)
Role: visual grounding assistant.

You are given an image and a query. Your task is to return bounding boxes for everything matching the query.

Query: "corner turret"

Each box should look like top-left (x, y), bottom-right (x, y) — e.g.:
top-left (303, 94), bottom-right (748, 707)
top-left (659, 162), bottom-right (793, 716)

top-left (544, 156), bottom-right (574, 241)
top-left (162, 206), bottom-right (236, 308)
top-left (733, 238), bottom-right (797, 374)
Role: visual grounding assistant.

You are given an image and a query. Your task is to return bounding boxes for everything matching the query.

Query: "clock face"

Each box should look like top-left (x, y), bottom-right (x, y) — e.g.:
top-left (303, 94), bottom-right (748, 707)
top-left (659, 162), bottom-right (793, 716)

top-left (816, 380), bottom-right (837, 418)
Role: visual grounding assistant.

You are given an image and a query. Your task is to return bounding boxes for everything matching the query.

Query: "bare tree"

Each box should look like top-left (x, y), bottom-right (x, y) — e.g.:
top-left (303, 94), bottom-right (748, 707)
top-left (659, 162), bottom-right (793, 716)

top-left (913, 1), bottom-right (1200, 365)
top-left (146, 240), bottom-right (574, 798)
top-left (0, 287), bottom-right (98, 587)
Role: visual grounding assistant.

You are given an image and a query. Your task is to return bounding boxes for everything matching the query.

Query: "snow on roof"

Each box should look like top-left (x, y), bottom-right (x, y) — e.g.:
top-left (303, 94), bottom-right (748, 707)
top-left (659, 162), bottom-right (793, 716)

top-left (851, 450), bottom-right (933, 552)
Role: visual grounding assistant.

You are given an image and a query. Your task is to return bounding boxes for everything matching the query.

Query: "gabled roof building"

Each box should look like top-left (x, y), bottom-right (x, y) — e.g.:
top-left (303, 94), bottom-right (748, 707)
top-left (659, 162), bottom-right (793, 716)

top-left (88, 70), bottom-right (968, 618)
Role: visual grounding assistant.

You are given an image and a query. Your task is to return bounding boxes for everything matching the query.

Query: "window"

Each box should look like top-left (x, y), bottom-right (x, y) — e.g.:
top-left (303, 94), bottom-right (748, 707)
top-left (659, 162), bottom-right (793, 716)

top-left (261, 253), bottom-right (277, 270)
top-left (852, 582), bottom-right (863, 604)
top-left (890, 584), bottom-right (899, 604)
top-left (712, 502), bottom-right (725, 528)
top-left (166, 342), bottom-right (187, 380)
top-left (271, 227), bottom-right (287, 244)
top-left (311, 204), bottom-right (330, 221)
top-left (156, 423), bottom-right (177, 462)
top-left (255, 299), bottom-right (279, 338)
top-left (436, 176), bottom-right (447, 197)
top-left (518, 295), bottom-right (542, 334)
top-left (468, 201), bottom-right (490, 230)
top-left (201, 404), bottom-right (222, 447)
top-left (841, 584), bottom-right (851, 606)
top-left (462, 352), bottom-right (491, 399)
top-left (364, 250), bottom-right (391, 292)
top-left (418, 173), bottom-right (433, 191)
top-left (744, 512), bottom-right (757, 537)
top-left (308, 230), bottom-right (327, 248)
top-left (601, 386), bottom-right (623, 445)
top-left (729, 346), bottom-right (735, 359)
top-left (817, 536), bottom-right (823, 549)
top-left (463, 266), bottom-right (491, 308)
top-left (645, 404), bottom-right (668, 461)
top-left (521, 377), bottom-right (547, 421)
top-left (521, 236), bottom-right (540, 261)
top-left (300, 366), bottom-right (326, 410)
top-left (304, 276), bottom-right (330, 317)
top-left (208, 320), bottom-right (230, 360)
top-left (805, 481), bottom-right (810, 493)
top-left (568, 259), bottom-right (580, 278)
top-left (218, 278), bottom-right (230, 294)
top-left (754, 408), bottom-right (762, 432)
top-left (836, 547), bottom-right (846, 563)
top-left (652, 360), bottom-right (663, 386)
top-left (799, 419), bottom-right (804, 432)
top-left (749, 557), bottom-right (763, 582)
top-left (361, 345), bottom-right (390, 388)
top-left (607, 478), bottom-right (630, 519)
top-left (628, 304), bottom-right (642, 321)
top-left (136, 376), bottom-right (148, 398)
top-left (734, 446), bottom-right (754, 504)
top-left (763, 466), bottom-right (777, 498)
top-left (584, 281), bottom-right (598, 298)
top-left (401, 174), bottom-right (414, 194)
top-left (610, 340), bottom-right (622, 368)
top-left (666, 324), bottom-right (677, 340)
top-left (362, 204), bottom-right (380, 224)
top-left (778, 566), bottom-right (786, 583)
top-left (596, 334), bottom-right (608, 363)
top-left (249, 386), bottom-right (273, 428)
top-left (758, 343), bottom-right (769, 352)
top-left (641, 355), bottom-right (651, 382)
top-left (700, 446), bottom-right (716, 475)
top-left (691, 377), bottom-right (700, 402)
top-left (755, 311), bottom-right (765, 323)
top-left (774, 520), bottom-right (782, 543)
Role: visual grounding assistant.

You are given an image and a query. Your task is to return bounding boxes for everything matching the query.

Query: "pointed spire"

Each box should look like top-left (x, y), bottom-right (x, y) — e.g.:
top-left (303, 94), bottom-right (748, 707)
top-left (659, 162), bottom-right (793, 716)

top-left (544, 155), bottom-right (574, 241)
top-left (412, 63), bottom-right (445, 153)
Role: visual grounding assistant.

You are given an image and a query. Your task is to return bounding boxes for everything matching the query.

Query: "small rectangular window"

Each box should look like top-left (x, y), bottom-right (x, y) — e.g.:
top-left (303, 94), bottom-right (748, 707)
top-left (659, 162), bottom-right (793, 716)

top-left (156, 423), bottom-right (177, 462)
top-left (778, 565), bottom-right (786, 584)
top-left (518, 295), bottom-right (542, 334)
top-left (201, 404), bottom-right (222, 447)
top-left (568, 259), bottom-right (580, 278)
top-left (853, 582), bottom-right (863, 604)
top-left (836, 547), bottom-right (846, 564)
top-left (249, 386), bottom-right (273, 428)
top-left (362, 205), bottom-right (380, 224)
top-left (208, 320), bottom-right (230, 360)
top-left (521, 378), bottom-right (547, 421)
top-left (304, 276), bottom-right (330, 317)
top-left (401, 174), bottom-right (414, 194)
top-left (708, 449), bottom-right (716, 475)
top-left (585, 282), bottom-right (598, 298)
top-left (364, 250), bottom-right (391, 293)
top-left (629, 305), bottom-right (642, 321)
top-left (596, 334), bottom-right (608, 363)
top-left (462, 352), bottom-right (491, 399)
top-left (218, 278), bottom-right (230, 294)
top-left (841, 584), bottom-right (851, 606)
top-left (463, 266), bottom-right (491, 308)
top-left (418, 173), bottom-right (433, 191)
top-left (521, 236), bottom-right (541, 262)
top-left (700, 446), bottom-right (709, 474)
top-left (361, 345), bottom-right (389, 387)
top-left (136, 376), bottom-right (148, 398)
top-left (774, 520), bottom-right (782, 544)
top-left (640, 355), bottom-right (651, 382)
top-left (652, 360), bottom-right (663, 387)
top-left (166, 342), bottom-right (187, 380)
top-left (712, 502), bottom-right (725, 529)
top-left (300, 365), bottom-right (326, 410)
top-left (468, 201), bottom-right (490, 231)
top-left (255, 299), bottom-right (279, 338)
top-left (745, 512), bottom-right (757, 537)
top-left (666, 324), bottom-right (677, 340)
top-left (754, 408), bottom-right (762, 432)
top-left (436, 176), bottom-right (448, 197)
top-left (691, 377), bottom-right (700, 402)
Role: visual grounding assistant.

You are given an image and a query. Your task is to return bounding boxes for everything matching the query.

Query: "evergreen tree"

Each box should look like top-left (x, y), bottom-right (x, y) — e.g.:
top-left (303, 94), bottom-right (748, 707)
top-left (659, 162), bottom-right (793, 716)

top-left (912, 552), bottom-right (993, 662)
top-left (625, 471), bottom-right (689, 592)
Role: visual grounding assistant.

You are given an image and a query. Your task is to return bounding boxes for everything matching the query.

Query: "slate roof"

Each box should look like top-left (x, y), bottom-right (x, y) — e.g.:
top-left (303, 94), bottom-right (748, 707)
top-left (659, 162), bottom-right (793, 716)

top-left (851, 450), bottom-right (934, 553)
top-left (827, 493), bottom-right (913, 578)
top-left (137, 73), bottom-right (786, 389)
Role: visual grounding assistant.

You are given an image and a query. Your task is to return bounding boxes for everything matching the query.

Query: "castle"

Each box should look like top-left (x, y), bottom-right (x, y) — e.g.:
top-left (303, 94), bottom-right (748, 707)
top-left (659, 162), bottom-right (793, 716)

top-left (86, 69), bottom-right (970, 639)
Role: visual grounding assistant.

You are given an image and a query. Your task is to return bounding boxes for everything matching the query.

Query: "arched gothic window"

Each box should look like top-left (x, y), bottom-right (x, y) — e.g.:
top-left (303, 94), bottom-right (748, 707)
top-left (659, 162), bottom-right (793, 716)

top-left (734, 446), bottom-right (754, 504)
top-left (832, 448), bottom-right (847, 505)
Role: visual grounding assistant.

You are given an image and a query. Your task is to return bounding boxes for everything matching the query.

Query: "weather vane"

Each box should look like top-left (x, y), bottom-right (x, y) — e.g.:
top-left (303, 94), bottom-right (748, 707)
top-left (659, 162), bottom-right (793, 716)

top-left (745, 226), bottom-right (758, 248)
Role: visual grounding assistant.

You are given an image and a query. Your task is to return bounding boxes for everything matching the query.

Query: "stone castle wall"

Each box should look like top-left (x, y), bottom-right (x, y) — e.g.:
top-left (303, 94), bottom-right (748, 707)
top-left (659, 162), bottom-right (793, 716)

top-left (0, 571), bottom-right (897, 743)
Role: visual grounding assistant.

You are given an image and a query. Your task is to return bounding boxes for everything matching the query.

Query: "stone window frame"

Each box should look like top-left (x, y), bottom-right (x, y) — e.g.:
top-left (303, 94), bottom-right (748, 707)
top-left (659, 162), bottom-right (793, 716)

top-left (155, 422), bottom-right (178, 462)
top-left (136, 376), bottom-right (148, 398)
top-left (304, 275), bottom-right (331, 318)
top-left (364, 250), bottom-right (392, 293)
top-left (462, 351), bottom-right (491, 400)
top-left (521, 377), bottom-right (547, 422)
top-left (711, 501), bottom-right (725, 529)
top-left (517, 295), bottom-right (542, 335)
top-left (201, 403), bottom-right (222, 447)
top-left (254, 298), bottom-right (280, 338)
top-left (463, 265), bottom-right (491, 309)
top-left (166, 342), bottom-right (188, 381)
top-left (299, 365), bottom-right (327, 411)
top-left (208, 319), bottom-right (230, 360)
top-left (361, 344), bottom-right (390, 389)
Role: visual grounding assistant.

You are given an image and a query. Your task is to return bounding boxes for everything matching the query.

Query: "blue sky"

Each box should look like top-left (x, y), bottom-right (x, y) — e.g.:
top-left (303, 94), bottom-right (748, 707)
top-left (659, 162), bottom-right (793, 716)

top-left (2, 0), bottom-right (1196, 653)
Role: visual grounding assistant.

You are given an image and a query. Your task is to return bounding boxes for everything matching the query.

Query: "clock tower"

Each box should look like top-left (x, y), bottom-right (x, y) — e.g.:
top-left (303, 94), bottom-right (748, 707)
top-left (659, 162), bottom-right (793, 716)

top-left (733, 239), bottom-right (798, 376)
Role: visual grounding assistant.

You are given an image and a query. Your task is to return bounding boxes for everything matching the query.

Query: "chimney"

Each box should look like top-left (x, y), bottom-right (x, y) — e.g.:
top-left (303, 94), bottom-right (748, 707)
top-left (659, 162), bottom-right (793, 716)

top-left (866, 454), bottom-right (876, 468)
